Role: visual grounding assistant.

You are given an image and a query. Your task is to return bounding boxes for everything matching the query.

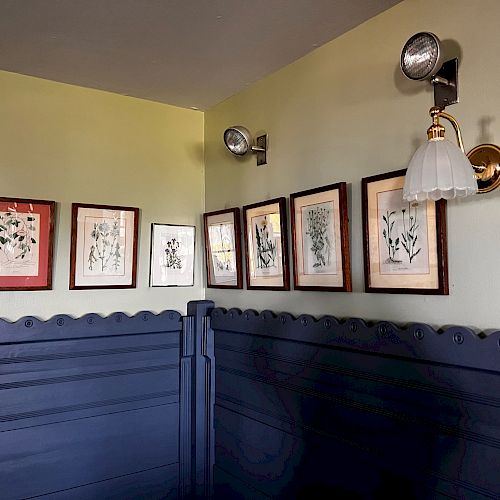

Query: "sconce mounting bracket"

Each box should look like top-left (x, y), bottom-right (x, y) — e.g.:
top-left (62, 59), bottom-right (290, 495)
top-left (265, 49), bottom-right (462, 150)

top-left (255, 135), bottom-right (267, 166)
top-left (433, 58), bottom-right (458, 108)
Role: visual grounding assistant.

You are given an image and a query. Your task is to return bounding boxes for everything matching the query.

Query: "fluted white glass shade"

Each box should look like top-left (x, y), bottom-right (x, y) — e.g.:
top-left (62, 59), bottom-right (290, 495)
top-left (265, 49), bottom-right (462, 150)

top-left (403, 138), bottom-right (477, 201)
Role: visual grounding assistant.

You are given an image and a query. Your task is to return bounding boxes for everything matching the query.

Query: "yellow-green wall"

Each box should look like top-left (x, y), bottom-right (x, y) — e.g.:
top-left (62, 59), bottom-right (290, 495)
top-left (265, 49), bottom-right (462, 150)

top-left (204, 0), bottom-right (500, 329)
top-left (0, 70), bottom-right (204, 320)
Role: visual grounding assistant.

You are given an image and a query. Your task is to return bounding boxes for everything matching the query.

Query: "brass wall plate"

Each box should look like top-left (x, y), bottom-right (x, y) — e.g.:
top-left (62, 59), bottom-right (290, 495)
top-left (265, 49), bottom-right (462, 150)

top-left (468, 144), bottom-right (500, 193)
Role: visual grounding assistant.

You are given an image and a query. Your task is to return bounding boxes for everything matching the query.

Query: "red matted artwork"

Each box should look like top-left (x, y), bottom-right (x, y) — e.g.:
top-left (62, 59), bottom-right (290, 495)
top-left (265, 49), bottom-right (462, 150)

top-left (0, 197), bottom-right (56, 291)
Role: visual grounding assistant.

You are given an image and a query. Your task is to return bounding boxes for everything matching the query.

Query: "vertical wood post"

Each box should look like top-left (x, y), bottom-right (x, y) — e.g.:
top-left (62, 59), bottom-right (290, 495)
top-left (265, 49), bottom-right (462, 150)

top-left (180, 300), bottom-right (215, 498)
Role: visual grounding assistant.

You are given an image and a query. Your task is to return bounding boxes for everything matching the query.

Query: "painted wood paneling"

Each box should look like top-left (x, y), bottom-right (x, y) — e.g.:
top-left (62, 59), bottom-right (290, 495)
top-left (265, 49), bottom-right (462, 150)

top-left (0, 310), bottom-right (182, 500)
top-left (211, 308), bottom-right (500, 499)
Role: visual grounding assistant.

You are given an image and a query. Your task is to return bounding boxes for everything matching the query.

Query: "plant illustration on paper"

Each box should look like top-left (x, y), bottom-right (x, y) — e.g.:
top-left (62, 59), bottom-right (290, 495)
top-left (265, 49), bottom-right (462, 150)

top-left (0, 211), bottom-right (40, 275)
top-left (377, 189), bottom-right (429, 275)
top-left (255, 216), bottom-right (277, 269)
top-left (150, 224), bottom-right (195, 287)
top-left (401, 202), bottom-right (422, 263)
top-left (208, 223), bottom-right (236, 277)
top-left (88, 218), bottom-right (122, 272)
top-left (382, 210), bottom-right (401, 264)
top-left (305, 206), bottom-right (332, 268)
top-left (163, 238), bottom-right (183, 270)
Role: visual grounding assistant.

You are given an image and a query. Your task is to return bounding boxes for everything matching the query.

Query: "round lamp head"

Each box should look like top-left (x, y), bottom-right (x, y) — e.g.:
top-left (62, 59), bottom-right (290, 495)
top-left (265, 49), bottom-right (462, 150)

top-left (223, 126), bottom-right (252, 156)
top-left (401, 32), bottom-right (441, 81)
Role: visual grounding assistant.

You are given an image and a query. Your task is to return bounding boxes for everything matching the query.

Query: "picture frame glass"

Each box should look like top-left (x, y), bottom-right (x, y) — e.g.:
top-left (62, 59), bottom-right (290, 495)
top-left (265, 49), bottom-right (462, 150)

top-left (363, 171), bottom-right (447, 293)
top-left (292, 188), bottom-right (346, 289)
top-left (72, 205), bottom-right (138, 289)
top-left (205, 210), bottom-right (240, 287)
top-left (150, 224), bottom-right (195, 287)
top-left (245, 200), bottom-right (287, 288)
top-left (0, 198), bottom-right (54, 290)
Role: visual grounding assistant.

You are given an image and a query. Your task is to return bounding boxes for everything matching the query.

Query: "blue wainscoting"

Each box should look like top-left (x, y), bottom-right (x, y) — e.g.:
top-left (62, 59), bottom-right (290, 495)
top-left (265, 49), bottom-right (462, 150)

top-left (211, 308), bottom-right (500, 499)
top-left (0, 310), bottom-right (183, 499)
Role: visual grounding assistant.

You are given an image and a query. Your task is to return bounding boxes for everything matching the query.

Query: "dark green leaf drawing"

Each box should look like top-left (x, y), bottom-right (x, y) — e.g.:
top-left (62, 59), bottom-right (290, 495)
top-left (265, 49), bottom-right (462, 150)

top-left (382, 210), bottom-right (401, 264)
top-left (0, 211), bottom-right (39, 265)
top-left (401, 203), bottom-right (422, 263)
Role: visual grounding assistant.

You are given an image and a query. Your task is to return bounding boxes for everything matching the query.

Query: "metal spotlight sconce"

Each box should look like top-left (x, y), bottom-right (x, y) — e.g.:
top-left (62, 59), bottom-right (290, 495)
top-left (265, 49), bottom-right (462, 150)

top-left (400, 32), bottom-right (500, 200)
top-left (223, 126), bottom-right (267, 166)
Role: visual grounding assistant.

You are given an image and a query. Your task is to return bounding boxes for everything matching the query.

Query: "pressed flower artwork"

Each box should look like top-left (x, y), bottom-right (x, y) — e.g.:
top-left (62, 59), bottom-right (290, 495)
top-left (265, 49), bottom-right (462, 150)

top-left (0, 197), bottom-right (55, 290)
top-left (362, 169), bottom-right (448, 294)
top-left (290, 183), bottom-right (351, 291)
top-left (70, 204), bottom-right (139, 289)
top-left (150, 224), bottom-right (195, 287)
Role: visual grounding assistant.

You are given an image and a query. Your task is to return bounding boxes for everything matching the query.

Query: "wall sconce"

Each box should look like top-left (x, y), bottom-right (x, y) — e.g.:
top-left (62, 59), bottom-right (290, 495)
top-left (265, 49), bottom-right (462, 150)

top-left (223, 126), bottom-right (267, 166)
top-left (400, 32), bottom-right (500, 201)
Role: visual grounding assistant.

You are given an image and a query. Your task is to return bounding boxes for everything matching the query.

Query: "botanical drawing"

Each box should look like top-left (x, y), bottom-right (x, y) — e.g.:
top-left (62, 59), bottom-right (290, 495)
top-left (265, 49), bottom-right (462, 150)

top-left (377, 189), bottom-right (429, 275)
top-left (163, 238), bottom-right (183, 270)
top-left (382, 210), bottom-right (401, 264)
top-left (251, 214), bottom-right (281, 277)
top-left (255, 216), bottom-right (276, 269)
top-left (0, 211), bottom-right (40, 276)
top-left (401, 202), bottom-right (421, 263)
top-left (151, 225), bottom-right (195, 286)
top-left (83, 214), bottom-right (126, 277)
top-left (208, 223), bottom-right (236, 278)
top-left (301, 201), bottom-right (336, 275)
top-left (88, 219), bottom-right (122, 272)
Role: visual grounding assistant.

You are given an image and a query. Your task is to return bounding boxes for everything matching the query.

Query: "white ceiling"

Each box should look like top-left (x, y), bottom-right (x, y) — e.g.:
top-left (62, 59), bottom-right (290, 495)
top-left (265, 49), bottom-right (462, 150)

top-left (0, 0), bottom-right (401, 110)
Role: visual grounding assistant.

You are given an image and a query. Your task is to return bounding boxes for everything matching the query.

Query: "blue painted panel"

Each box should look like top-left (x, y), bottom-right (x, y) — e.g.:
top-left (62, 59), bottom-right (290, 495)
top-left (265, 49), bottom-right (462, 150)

top-left (211, 308), bottom-right (500, 500)
top-left (0, 311), bottom-right (183, 499)
top-left (45, 463), bottom-right (179, 499)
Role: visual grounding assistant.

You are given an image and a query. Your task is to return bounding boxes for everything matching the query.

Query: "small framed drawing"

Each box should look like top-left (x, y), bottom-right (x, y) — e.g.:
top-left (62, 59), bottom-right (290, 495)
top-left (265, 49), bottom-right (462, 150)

top-left (0, 197), bottom-right (55, 291)
top-left (243, 197), bottom-right (289, 290)
top-left (362, 169), bottom-right (448, 294)
top-left (150, 224), bottom-right (195, 287)
top-left (203, 208), bottom-right (242, 289)
top-left (70, 203), bottom-right (139, 289)
top-left (290, 183), bottom-right (351, 292)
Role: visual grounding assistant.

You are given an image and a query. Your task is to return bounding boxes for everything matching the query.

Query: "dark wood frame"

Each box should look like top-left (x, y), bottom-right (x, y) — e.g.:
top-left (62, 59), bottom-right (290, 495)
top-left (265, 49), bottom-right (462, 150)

top-left (243, 197), bottom-right (290, 291)
top-left (361, 169), bottom-right (448, 295)
top-left (70, 203), bottom-right (139, 290)
top-left (0, 197), bottom-right (56, 291)
top-left (203, 208), bottom-right (243, 289)
top-left (290, 182), bottom-right (352, 292)
top-left (149, 223), bottom-right (196, 287)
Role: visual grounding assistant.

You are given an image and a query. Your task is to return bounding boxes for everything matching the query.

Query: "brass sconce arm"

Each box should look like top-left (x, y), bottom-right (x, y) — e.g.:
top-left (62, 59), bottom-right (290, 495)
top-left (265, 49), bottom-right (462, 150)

top-left (427, 107), bottom-right (500, 192)
top-left (430, 107), bottom-right (465, 153)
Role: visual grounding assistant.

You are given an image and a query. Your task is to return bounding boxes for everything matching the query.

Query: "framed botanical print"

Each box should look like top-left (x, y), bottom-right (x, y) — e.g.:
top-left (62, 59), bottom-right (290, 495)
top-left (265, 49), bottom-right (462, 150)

top-left (150, 224), bottom-right (195, 287)
top-left (203, 208), bottom-right (242, 289)
top-left (70, 203), bottom-right (139, 289)
top-left (0, 197), bottom-right (55, 290)
top-left (290, 183), bottom-right (351, 291)
top-left (362, 169), bottom-right (448, 294)
top-left (243, 197), bottom-right (289, 290)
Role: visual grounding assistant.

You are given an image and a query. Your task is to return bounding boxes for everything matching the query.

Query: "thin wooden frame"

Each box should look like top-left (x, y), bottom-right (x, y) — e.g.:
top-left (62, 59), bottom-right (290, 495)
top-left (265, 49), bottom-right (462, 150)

top-left (203, 208), bottom-right (243, 289)
top-left (290, 182), bottom-right (352, 292)
top-left (243, 197), bottom-right (290, 291)
top-left (0, 197), bottom-right (55, 291)
top-left (70, 203), bottom-right (139, 290)
top-left (149, 223), bottom-right (196, 288)
top-left (362, 169), bottom-right (448, 295)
